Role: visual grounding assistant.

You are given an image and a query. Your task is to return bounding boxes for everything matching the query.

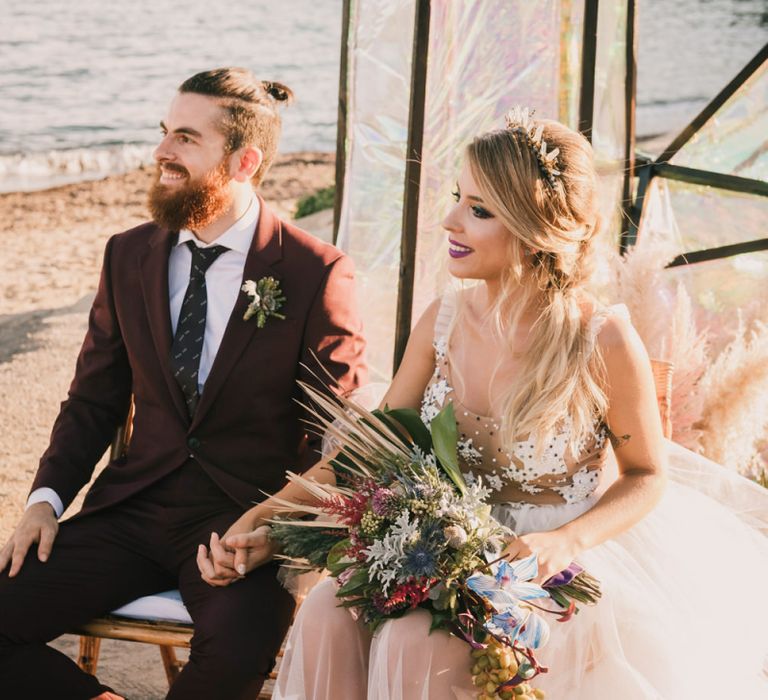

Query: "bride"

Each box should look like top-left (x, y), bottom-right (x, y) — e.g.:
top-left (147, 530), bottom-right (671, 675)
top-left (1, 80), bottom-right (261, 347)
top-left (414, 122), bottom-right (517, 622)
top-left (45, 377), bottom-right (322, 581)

top-left (211, 111), bottom-right (768, 698)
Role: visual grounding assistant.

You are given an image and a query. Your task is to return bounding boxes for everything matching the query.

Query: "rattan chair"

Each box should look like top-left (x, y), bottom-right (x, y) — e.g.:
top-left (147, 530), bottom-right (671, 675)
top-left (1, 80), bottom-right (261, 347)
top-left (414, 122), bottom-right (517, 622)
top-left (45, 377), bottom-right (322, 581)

top-left (73, 359), bottom-right (674, 696)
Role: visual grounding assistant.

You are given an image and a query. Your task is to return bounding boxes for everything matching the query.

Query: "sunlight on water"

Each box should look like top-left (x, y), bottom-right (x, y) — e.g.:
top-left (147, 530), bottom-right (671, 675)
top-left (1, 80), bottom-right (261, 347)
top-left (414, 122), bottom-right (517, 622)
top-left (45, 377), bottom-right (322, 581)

top-left (0, 0), bottom-right (765, 191)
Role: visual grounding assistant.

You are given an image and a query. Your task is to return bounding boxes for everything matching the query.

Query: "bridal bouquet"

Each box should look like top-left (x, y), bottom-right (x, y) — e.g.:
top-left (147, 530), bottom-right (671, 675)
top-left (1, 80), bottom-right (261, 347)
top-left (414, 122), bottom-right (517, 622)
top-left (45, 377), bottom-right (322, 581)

top-left (269, 382), bottom-right (601, 700)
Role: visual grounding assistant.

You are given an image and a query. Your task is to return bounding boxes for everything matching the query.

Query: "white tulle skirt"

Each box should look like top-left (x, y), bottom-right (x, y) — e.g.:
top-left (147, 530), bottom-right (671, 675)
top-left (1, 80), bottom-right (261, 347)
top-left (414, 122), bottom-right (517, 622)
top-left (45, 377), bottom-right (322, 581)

top-left (273, 441), bottom-right (768, 699)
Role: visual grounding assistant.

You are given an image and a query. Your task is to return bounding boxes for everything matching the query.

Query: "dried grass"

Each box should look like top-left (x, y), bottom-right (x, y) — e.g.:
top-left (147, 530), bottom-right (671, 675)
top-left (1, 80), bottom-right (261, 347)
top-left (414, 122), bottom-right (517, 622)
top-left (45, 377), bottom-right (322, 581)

top-left (604, 213), bottom-right (768, 478)
top-left (608, 226), bottom-right (678, 360)
top-left (665, 284), bottom-right (708, 451)
top-left (697, 320), bottom-right (768, 477)
top-left (605, 229), bottom-right (710, 449)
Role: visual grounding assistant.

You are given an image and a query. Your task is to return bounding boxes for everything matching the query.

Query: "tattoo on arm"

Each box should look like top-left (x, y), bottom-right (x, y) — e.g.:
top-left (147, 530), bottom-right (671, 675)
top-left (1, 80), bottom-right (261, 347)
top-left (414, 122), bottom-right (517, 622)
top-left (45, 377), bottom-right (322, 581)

top-left (607, 427), bottom-right (631, 450)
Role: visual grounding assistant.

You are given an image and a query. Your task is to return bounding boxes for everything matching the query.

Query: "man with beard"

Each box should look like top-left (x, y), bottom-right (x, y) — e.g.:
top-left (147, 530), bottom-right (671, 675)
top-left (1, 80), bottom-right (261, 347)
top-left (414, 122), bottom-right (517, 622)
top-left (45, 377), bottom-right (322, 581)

top-left (0, 68), bottom-right (367, 699)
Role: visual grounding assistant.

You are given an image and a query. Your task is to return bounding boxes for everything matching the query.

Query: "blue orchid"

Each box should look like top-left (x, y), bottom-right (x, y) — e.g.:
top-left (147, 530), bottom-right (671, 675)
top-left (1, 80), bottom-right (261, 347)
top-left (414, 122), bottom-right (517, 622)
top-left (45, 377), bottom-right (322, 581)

top-left (466, 555), bottom-right (550, 610)
top-left (487, 605), bottom-right (551, 649)
top-left (467, 555), bottom-right (552, 649)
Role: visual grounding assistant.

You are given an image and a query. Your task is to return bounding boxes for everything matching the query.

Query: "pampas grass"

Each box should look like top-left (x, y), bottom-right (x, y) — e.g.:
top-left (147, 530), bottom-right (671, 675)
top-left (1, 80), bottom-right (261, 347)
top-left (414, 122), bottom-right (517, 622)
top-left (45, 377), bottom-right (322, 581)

top-left (601, 180), bottom-right (768, 479)
top-left (603, 222), bottom-right (678, 360)
top-left (665, 283), bottom-right (709, 451)
top-left (697, 320), bottom-right (768, 478)
top-left (601, 210), bottom-right (710, 451)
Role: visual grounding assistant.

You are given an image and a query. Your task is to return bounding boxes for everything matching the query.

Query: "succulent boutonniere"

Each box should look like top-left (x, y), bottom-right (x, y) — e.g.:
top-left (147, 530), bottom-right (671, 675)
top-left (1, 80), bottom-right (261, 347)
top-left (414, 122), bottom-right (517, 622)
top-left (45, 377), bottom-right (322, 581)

top-left (241, 277), bottom-right (286, 327)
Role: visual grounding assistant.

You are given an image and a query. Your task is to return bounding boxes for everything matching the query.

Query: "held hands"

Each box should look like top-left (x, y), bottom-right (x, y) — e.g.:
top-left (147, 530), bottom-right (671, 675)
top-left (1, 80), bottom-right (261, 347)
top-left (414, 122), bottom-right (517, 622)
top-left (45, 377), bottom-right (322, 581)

top-left (196, 513), bottom-right (277, 587)
top-left (502, 529), bottom-right (579, 584)
top-left (0, 502), bottom-right (59, 577)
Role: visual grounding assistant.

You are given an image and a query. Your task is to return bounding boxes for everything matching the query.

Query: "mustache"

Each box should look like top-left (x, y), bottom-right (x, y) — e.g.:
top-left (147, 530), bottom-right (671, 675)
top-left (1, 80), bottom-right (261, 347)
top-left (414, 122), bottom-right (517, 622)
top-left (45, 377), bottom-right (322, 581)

top-left (157, 161), bottom-right (189, 177)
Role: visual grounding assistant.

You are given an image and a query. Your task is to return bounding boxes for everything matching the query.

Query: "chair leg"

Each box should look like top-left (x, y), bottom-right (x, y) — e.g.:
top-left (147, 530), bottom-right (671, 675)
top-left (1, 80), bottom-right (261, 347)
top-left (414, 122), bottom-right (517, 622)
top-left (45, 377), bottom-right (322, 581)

top-left (159, 645), bottom-right (185, 686)
top-left (78, 635), bottom-right (102, 675)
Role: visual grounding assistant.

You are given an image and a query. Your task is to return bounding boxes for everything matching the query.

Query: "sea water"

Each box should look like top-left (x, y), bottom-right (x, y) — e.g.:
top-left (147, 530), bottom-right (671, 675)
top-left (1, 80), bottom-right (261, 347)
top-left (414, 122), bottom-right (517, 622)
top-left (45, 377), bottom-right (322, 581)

top-left (0, 0), bottom-right (765, 193)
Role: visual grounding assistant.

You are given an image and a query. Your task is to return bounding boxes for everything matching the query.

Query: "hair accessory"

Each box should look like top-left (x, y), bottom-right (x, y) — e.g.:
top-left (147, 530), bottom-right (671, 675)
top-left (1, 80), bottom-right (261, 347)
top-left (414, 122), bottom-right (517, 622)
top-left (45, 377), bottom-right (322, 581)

top-left (504, 106), bottom-right (561, 187)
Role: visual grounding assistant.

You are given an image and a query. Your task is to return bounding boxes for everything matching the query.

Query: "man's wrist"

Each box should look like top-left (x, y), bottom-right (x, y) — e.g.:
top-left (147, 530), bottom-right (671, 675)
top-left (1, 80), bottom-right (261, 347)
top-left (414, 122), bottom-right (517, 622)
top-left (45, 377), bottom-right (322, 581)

top-left (26, 488), bottom-right (63, 519)
top-left (28, 501), bottom-right (56, 518)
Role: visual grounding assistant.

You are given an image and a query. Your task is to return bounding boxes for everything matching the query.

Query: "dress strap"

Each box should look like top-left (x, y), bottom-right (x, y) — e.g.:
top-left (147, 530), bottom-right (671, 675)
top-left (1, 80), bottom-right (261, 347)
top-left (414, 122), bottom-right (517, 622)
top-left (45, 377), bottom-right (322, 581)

top-left (433, 291), bottom-right (457, 343)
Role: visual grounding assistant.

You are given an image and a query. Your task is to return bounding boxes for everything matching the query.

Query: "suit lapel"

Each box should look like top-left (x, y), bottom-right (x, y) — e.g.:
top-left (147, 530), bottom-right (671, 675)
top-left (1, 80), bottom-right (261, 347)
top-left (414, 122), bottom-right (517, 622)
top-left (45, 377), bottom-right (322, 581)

top-left (138, 225), bottom-right (189, 423)
top-left (191, 198), bottom-right (284, 427)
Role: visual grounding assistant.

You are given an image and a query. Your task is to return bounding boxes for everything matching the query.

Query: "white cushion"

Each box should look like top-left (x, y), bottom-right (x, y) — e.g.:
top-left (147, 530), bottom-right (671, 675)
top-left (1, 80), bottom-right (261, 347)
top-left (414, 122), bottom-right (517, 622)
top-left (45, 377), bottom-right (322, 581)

top-left (111, 589), bottom-right (192, 624)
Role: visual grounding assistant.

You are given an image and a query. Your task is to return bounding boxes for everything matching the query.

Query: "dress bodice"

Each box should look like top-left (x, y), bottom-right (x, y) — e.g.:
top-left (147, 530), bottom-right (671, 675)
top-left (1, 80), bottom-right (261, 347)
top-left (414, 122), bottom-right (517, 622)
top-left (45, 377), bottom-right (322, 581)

top-left (420, 294), bottom-right (628, 506)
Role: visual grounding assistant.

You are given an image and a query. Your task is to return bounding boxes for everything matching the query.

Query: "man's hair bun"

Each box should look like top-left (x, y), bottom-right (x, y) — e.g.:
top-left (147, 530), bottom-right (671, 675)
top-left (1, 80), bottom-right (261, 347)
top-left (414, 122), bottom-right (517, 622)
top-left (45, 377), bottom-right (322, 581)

top-left (262, 81), bottom-right (294, 105)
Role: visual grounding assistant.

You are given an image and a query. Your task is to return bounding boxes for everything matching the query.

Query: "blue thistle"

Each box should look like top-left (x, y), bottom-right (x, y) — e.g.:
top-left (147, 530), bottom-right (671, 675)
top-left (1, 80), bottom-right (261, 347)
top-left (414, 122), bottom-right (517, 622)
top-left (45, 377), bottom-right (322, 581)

top-left (403, 543), bottom-right (438, 578)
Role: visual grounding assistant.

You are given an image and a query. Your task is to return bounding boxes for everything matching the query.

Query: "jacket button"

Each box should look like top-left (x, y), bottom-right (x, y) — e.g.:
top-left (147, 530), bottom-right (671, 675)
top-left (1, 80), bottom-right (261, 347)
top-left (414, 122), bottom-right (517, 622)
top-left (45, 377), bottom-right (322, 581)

top-left (187, 437), bottom-right (200, 450)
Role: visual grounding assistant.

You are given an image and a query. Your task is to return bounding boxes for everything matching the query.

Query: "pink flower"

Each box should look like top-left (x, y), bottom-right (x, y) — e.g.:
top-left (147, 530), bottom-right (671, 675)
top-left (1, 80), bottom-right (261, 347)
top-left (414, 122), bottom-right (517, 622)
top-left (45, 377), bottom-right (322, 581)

top-left (371, 488), bottom-right (397, 517)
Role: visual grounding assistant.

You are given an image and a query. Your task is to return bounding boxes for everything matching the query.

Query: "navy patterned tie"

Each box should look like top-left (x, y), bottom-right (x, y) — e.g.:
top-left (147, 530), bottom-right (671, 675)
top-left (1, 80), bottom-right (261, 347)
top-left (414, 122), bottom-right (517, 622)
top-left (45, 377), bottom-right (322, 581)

top-left (170, 241), bottom-right (229, 417)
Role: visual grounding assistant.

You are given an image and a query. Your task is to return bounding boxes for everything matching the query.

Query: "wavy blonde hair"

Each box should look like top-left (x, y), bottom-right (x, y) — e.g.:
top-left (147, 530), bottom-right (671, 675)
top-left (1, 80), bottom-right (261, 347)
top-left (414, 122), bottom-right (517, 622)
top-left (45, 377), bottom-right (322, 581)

top-left (463, 119), bottom-right (607, 457)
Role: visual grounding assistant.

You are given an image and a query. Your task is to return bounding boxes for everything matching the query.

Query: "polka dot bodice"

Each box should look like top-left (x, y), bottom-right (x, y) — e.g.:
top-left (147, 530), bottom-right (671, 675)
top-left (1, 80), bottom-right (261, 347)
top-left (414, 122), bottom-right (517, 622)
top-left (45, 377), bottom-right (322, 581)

top-left (420, 295), bottom-right (627, 506)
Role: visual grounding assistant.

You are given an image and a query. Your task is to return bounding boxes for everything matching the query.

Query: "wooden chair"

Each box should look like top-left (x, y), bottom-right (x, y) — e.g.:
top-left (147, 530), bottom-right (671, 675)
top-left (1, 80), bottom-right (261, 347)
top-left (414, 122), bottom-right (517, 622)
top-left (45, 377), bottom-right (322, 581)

top-left (74, 359), bottom-right (674, 695)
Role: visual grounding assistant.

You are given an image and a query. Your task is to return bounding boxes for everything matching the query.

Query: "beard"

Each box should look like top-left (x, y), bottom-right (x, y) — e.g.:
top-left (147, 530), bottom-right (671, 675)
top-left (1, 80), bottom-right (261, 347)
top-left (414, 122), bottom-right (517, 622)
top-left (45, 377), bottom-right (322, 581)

top-left (148, 159), bottom-right (234, 232)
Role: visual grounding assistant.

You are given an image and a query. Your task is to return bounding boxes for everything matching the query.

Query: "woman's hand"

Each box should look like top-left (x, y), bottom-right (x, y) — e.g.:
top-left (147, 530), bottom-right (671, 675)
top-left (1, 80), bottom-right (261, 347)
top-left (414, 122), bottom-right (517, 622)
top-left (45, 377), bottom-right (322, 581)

top-left (502, 529), bottom-right (579, 584)
top-left (223, 525), bottom-right (278, 577)
top-left (196, 510), bottom-right (271, 587)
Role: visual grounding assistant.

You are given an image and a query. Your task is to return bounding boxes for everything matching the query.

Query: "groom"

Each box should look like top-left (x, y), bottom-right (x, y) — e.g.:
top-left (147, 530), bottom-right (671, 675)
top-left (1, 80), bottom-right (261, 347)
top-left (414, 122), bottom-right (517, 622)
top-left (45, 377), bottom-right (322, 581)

top-left (0, 68), bottom-right (366, 699)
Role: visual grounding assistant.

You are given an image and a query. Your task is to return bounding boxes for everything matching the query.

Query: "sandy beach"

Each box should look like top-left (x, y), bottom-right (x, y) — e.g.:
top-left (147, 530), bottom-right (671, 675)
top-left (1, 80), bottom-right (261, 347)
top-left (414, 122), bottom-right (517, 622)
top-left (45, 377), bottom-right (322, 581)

top-left (0, 152), bottom-right (335, 698)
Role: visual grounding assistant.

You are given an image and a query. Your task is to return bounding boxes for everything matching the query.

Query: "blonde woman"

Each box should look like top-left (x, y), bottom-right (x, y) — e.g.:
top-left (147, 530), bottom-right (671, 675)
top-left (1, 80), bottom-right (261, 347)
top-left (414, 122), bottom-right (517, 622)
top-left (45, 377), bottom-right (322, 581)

top-left (217, 112), bottom-right (768, 699)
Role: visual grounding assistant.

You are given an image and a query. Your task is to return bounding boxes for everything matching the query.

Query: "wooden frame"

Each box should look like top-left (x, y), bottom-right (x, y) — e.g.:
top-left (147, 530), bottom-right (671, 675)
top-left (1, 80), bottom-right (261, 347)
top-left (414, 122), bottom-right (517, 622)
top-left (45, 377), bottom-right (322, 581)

top-left (393, 0), bottom-right (432, 372)
top-left (625, 44), bottom-right (767, 250)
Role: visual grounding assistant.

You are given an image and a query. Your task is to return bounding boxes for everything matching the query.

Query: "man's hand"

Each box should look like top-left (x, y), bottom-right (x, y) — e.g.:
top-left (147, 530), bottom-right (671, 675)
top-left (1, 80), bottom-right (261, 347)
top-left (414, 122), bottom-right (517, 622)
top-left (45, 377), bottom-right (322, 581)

top-left (0, 503), bottom-right (59, 577)
top-left (196, 532), bottom-right (241, 587)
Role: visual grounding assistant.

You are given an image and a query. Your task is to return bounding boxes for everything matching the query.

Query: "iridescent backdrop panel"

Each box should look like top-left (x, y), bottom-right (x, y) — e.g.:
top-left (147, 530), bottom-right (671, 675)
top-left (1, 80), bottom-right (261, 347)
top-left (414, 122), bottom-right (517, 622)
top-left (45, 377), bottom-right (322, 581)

top-left (639, 178), bottom-right (768, 343)
top-left (591, 0), bottom-right (628, 246)
top-left (336, 0), bottom-right (416, 380)
top-left (411, 0), bottom-right (567, 325)
top-left (671, 62), bottom-right (768, 182)
top-left (665, 251), bottom-right (768, 348)
top-left (657, 178), bottom-right (768, 256)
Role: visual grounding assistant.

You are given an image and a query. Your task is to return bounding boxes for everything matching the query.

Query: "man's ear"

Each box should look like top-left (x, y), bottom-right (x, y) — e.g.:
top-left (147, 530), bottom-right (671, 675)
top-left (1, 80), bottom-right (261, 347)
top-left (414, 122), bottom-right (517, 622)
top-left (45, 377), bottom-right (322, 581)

top-left (231, 147), bottom-right (263, 182)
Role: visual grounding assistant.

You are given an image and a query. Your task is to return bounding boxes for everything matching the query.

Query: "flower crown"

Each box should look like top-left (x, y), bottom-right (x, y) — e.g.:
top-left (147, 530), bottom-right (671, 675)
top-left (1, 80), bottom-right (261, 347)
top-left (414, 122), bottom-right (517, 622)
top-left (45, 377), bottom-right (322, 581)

top-left (504, 106), bottom-right (561, 188)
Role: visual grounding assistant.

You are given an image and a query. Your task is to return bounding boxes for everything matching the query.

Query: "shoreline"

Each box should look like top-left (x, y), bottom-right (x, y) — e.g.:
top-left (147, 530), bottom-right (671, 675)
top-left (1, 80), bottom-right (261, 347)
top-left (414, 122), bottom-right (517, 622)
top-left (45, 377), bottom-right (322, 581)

top-left (0, 151), bottom-right (335, 317)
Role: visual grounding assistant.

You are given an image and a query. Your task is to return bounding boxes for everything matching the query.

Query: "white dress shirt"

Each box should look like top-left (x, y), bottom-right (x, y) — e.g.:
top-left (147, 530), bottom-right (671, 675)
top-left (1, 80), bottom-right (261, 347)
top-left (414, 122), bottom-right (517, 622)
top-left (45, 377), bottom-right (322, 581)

top-left (27, 196), bottom-right (260, 518)
top-left (169, 196), bottom-right (259, 391)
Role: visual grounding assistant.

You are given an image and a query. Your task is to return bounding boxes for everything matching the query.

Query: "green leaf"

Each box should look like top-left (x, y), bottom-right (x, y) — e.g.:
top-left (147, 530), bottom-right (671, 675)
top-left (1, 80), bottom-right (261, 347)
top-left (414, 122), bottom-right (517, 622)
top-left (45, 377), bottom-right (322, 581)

top-left (325, 539), bottom-right (355, 577)
top-left (428, 608), bottom-right (454, 633)
top-left (380, 407), bottom-right (433, 453)
top-left (336, 568), bottom-right (369, 597)
top-left (429, 403), bottom-right (466, 494)
top-left (367, 408), bottom-right (413, 448)
top-left (329, 452), bottom-right (359, 481)
top-left (326, 538), bottom-right (353, 576)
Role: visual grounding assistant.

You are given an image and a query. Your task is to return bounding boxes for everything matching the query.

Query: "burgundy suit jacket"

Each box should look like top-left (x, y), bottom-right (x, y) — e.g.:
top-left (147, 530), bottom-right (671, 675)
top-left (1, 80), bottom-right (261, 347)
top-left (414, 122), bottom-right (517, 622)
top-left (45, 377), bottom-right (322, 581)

top-left (31, 198), bottom-right (367, 517)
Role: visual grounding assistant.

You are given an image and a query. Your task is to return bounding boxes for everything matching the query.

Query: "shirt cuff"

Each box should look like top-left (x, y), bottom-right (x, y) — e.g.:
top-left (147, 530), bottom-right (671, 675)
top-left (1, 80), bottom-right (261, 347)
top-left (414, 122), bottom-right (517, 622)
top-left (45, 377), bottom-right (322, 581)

top-left (26, 488), bottom-right (64, 519)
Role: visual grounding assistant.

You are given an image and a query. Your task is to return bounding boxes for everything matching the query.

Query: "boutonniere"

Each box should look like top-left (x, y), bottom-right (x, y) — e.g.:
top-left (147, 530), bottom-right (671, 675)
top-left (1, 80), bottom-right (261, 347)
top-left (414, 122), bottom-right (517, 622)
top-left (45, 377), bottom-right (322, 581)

top-left (241, 277), bottom-right (286, 328)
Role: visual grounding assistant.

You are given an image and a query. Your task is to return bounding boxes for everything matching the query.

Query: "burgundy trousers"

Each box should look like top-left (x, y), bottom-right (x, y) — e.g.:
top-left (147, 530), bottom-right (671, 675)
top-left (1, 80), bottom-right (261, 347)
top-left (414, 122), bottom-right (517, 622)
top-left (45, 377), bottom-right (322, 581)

top-left (0, 461), bottom-right (295, 700)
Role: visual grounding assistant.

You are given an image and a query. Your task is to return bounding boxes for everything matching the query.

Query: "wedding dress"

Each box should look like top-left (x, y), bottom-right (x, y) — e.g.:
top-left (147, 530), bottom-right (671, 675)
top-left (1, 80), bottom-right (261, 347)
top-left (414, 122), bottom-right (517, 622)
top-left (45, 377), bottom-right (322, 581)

top-left (274, 298), bottom-right (768, 700)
